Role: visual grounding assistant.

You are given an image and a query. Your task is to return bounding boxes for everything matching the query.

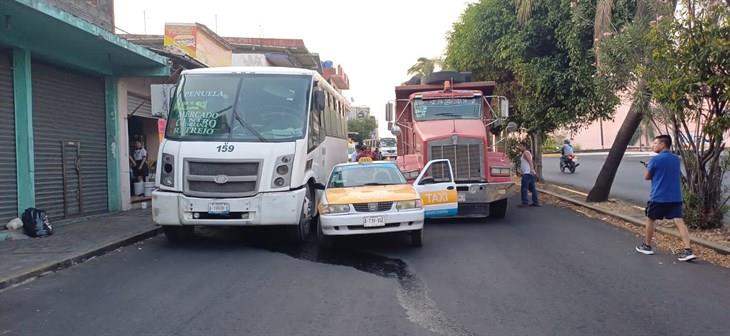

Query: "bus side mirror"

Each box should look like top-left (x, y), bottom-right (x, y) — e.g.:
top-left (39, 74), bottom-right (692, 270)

top-left (390, 125), bottom-right (402, 137)
top-left (314, 90), bottom-right (326, 112)
top-left (151, 84), bottom-right (175, 119)
top-left (385, 102), bottom-right (394, 122)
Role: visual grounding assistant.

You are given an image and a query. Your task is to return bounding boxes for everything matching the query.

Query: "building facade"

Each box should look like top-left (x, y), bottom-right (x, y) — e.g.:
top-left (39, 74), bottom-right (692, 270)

top-left (0, 0), bottom-right (169, 223)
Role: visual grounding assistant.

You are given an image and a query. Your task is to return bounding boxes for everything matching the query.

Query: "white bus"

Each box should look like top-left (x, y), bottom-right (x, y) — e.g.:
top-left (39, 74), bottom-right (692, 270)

top-left (152, 67), bottom-right (350, 242)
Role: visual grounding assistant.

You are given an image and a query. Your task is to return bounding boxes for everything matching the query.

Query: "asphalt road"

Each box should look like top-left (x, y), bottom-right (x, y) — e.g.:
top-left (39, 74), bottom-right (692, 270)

top-left (2, 198), bottom-right (729, 336)
top-left (543, 153), bottom-right (653, 204)
top-left (544, 153), bottom-right (730, 205)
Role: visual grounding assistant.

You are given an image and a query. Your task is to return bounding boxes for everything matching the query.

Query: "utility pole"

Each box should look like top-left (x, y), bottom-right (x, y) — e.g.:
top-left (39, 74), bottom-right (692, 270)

top-left (143, 10), bottom-right (147, 34)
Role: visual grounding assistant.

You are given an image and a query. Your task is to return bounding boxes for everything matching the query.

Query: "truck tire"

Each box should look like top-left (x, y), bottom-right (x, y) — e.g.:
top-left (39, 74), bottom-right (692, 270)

top-left (289, 185), bottom-right (313, 242)
top-left (163, 226), bottom-right (194, 243)
top-left (489, 199), bottom-right (508, 219)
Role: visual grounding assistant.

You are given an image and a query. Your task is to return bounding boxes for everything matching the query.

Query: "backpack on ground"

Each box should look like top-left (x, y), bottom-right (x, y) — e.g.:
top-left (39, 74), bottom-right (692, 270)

top-left (21, 208), bottom-right (54, 238)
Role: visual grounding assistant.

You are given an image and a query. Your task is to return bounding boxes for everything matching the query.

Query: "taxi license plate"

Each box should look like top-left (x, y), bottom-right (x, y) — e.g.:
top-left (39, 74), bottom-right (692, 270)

top-left (208, 202), bottom-right (230, 214)
top-left (363, 216), bottom-right (385, 227)
top-left (458, 193), bottom-right (466, 202)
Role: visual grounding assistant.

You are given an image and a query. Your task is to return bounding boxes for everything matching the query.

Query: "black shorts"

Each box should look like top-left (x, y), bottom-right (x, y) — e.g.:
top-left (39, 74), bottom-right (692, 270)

top-left (132, 163), bottom-right (149, 179)
top-left (645, 202), bottom-right (683, 220)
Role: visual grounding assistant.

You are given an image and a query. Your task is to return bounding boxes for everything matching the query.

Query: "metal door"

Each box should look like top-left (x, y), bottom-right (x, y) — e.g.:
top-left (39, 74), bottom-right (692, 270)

top-left (32, 61), bottom-right (107, 219)
top-left (61, 140), bottom-right (82, 217)
top-left (0, 49), bottom-right (17, 222)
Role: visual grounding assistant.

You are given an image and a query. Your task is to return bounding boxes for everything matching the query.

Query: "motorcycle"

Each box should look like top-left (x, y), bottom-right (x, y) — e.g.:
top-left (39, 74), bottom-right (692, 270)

top-left (560, 154), bottom-right (579, 173)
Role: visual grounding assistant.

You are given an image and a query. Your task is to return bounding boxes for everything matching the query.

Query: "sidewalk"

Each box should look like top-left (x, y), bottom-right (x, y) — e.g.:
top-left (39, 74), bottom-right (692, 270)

top-left (0, 209), bottom-right (160, 291)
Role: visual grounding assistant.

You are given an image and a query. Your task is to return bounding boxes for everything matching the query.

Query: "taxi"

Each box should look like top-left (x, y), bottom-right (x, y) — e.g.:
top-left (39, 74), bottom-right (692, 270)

top-left (315, 158), bottom-right (458, 247)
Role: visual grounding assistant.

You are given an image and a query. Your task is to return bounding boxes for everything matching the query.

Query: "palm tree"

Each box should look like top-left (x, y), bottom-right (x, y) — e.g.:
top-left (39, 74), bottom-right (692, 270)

top-left (407, 57), bottom-right (442, 78)
top-left (586, 1), bottom-right (679, 202)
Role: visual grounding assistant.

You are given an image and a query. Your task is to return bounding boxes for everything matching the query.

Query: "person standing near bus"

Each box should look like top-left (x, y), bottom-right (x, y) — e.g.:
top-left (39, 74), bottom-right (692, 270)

top-left (129, 140), bottom-right (149, 196)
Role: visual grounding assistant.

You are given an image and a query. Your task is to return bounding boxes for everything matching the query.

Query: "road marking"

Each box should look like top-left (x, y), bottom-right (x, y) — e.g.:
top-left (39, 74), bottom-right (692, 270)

top-left (554, 185), bottom-right (588, 196)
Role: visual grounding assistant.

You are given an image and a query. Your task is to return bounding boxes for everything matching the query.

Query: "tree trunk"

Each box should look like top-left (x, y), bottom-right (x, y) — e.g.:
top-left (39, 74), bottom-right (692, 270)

top-left (586, 82), bottom-right (648, 202)
top-left (530, 131), bottom-right (544, 181)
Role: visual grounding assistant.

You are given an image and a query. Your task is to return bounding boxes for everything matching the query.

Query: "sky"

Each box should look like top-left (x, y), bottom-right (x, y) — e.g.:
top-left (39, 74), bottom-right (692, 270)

top-left (114, 0), bottom-right (475, 138)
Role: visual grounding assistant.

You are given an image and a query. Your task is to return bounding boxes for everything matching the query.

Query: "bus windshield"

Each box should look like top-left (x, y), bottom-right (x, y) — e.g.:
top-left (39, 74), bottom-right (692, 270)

top-left (166, 73), bottom-right (311, 142)
top-left (413, 97), bottom-right (481, 121)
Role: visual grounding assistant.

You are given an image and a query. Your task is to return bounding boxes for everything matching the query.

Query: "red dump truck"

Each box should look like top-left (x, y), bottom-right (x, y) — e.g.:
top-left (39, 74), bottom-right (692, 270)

top-left (386, 72), bottom-right (515, 218)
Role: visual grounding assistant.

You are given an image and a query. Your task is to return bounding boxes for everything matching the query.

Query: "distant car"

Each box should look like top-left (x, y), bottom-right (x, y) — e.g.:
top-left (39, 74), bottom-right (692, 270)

top-left (315, 159), bottom-right (457, 247)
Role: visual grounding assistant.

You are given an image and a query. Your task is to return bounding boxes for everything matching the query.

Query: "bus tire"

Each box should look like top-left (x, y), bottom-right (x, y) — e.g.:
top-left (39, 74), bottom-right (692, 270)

top-left (489, 199), bottom-right (508, 219)
top-left (289, 185), bottom-right (313, 242)
top-left (163, 226), bottom-right (194, 243)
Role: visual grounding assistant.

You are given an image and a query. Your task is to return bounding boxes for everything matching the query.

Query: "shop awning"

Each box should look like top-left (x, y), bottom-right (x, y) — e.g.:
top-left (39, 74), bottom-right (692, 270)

top-left (0, 0), bottom-right (170, 76)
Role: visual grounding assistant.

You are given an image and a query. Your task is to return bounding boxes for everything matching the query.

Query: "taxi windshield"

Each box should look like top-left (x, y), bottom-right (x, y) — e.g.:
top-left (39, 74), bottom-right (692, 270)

top-left (328, 164), bottom-right (406, 188)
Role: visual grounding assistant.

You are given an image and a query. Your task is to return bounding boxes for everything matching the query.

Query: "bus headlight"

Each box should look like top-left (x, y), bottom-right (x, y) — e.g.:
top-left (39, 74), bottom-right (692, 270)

top-left (319, 203), bottom-right (350, 215)
top-left (396, 199), bottom-right (422, 210)
top-left (161, 154), bottom-right (175, 187)
top-left (273, 177), bottom-right (286, 187)
top-left (276, 165), bottom-right (289, 175)
top-left (271, 154), bottom-right (294, 188)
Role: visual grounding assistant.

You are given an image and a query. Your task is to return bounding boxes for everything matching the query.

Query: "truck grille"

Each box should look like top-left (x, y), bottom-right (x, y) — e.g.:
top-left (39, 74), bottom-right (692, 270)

top-left (430, 144), bottom-right (483, 181)
top-left (184, 160), bottom-right (261, 197)
top-left (353, 202), bottom-right (393, 212)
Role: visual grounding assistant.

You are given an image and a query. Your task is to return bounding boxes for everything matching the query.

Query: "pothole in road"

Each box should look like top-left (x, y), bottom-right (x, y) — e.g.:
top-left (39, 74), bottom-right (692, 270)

top-left (198, 228), bottom-right (477, 336)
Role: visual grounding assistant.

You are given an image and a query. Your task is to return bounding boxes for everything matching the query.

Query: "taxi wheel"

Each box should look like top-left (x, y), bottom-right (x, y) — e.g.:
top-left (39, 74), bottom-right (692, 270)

top-left (316, 219), bottom-right (334, 248)
top-left (289, 186), bottom-right (313, 242)
top-left (410, 229), bottom-right (423, 247)
top-left (163, 226), bottom-right (194, 243)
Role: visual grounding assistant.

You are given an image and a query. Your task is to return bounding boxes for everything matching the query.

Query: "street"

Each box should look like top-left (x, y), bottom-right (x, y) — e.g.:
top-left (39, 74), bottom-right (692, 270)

top-left (2, 198), bottom-right (729, 336)
top-left (544, 153), bottom-right (730, 204)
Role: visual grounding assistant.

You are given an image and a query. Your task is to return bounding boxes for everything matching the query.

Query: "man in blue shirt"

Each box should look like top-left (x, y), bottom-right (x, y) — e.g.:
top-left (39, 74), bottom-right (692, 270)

top-left (635, 135), bottom-right (696, 261)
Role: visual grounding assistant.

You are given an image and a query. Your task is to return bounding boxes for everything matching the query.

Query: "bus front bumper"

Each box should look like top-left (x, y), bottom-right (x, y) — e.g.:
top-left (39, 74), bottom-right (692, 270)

top-left (151, 188), bottom-right (306, 226)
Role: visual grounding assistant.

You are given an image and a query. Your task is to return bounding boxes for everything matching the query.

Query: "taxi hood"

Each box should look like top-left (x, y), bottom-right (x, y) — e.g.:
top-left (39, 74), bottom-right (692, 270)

top-left (414, 119), bottom-right (487, 142)
top-left (325, 185), bottom-right (417, 204)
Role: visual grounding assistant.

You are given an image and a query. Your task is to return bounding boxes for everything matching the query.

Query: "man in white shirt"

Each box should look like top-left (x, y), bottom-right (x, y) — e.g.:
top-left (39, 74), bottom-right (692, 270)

top-left (130, 141), bottom-right (149, 186)
top-left (518, 141), bottom-right (540, 207)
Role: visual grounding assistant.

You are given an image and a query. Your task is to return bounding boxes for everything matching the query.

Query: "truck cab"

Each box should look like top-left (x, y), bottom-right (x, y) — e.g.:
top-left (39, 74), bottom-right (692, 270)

top-left (387, 72), bottom-right (515, 218)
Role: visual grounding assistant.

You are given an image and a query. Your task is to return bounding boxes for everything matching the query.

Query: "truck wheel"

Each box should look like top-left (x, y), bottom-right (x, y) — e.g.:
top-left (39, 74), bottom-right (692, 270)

top-left (410, 229), bottom-right (423, 247)
top-left (489, 199), bottom-right (508, 219)
top-left (289, 185), bottom-right (313, 242)
top-left (163, 226), bottom-right (194, 243)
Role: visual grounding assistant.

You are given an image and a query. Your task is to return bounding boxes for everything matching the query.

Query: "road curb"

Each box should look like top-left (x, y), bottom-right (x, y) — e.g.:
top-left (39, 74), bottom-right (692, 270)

top-left (538, 187), bottom-right (730, 255)
top-left (0, 227), bottom-right (162, 291)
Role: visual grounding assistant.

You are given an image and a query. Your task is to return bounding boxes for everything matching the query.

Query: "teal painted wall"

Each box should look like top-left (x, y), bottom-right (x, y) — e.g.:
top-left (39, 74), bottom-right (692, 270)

top-left (105, 77), bottom-right (121, 212)
top-left (13, 48), bottom-right (35, 215)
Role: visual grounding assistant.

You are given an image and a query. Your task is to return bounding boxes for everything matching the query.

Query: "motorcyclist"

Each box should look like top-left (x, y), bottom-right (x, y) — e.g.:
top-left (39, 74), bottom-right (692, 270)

top-left (560, 139), bottom-right (575, 166)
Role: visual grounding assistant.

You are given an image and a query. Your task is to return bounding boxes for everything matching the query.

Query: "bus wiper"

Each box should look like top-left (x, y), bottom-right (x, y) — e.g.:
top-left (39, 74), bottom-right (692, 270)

top-left (227, 77), bottom-right (267, 143)
top-left (435, 112), bottom-right (460, 117)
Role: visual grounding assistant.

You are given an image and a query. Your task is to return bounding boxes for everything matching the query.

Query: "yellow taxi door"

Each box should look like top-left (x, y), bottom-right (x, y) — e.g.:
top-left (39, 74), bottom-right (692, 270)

top-left (414, 159), bottom-right (458, 218)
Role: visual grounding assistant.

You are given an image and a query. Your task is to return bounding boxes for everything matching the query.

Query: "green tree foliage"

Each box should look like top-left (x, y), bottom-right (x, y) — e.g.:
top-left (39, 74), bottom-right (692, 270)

top-left (445, 0), bottom-right (621, 175)
top-left (645, 1), bottom-right (730, 229)
top-left (347, 117), bottom-right (378, 142)
top-left (406, 57), bottom-right (444, 81)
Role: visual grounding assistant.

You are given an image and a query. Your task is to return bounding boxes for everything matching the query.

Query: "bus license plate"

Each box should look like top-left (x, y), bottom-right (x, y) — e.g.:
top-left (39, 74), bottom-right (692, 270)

top-left (363, 216), bottom-right (385, 227)
top-left (458, 193), bottom-right (466, 202)
top-left (208, 202), bottom-right (230, 214)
